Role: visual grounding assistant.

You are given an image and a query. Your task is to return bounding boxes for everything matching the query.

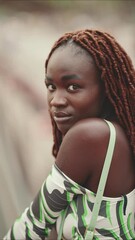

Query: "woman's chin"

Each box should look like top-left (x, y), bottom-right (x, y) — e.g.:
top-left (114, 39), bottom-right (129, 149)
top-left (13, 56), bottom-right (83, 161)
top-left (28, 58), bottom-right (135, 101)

top-left (57, 123), bottom-right (74, 136)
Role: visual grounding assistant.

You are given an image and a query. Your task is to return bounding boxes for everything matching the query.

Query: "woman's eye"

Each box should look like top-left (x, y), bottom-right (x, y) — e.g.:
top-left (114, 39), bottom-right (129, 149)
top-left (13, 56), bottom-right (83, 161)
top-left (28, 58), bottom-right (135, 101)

top-left (46, 84), bottom-right (56, 92)
top-left (68, 84), bottom-right (80, 92)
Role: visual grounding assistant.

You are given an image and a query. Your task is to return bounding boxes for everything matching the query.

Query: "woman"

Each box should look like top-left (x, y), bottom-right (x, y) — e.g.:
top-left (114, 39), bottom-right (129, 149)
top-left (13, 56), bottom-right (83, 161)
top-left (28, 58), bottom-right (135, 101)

top-left (4, 29), bottom-right (135, 239)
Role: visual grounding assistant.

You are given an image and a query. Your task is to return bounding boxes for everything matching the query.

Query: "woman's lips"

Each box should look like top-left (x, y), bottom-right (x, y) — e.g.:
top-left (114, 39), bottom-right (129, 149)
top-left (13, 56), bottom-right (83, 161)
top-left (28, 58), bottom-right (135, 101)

top-left (53, 111), bottom-right (73, 123)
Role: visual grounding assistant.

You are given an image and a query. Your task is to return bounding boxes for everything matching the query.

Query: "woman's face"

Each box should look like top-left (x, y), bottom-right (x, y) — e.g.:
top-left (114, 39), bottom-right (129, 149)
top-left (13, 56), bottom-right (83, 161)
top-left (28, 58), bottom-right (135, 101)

top-left (45, 45), bottom-right (105, 135)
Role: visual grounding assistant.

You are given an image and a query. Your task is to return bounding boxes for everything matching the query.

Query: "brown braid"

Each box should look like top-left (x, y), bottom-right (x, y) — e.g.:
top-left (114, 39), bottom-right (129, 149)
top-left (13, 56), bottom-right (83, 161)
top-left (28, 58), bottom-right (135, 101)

top-left (45, 29), bottom-right (135, 158)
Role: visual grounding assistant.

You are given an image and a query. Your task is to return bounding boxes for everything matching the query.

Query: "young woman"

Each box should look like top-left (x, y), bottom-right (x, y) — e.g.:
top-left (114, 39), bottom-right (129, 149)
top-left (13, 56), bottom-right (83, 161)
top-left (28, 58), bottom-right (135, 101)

top-left (4, 29), bottom-right (135, 239)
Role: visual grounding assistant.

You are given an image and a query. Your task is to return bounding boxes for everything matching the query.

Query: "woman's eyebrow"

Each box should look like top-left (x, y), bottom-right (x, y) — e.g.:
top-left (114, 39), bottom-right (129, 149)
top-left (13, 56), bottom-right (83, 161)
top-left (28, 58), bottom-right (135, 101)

top-left (61, 74), bottom-right (81, 81)
top-left (45, 74), bottom-right (81, 83)
top-left (45, 76), bottom-right (53, 82)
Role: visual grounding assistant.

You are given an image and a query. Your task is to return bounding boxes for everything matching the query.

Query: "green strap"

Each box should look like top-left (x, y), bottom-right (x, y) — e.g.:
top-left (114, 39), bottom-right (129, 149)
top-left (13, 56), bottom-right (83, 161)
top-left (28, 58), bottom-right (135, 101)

top-left (58, 120), bottom-right (116, 240)
top-left (85, 120), bottom-right (116, 239)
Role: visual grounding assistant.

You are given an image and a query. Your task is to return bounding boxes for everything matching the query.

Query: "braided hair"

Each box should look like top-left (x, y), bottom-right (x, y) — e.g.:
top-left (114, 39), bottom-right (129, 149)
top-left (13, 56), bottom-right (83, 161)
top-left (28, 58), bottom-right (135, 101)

top-left (45, 29), bottom-right (135, 158)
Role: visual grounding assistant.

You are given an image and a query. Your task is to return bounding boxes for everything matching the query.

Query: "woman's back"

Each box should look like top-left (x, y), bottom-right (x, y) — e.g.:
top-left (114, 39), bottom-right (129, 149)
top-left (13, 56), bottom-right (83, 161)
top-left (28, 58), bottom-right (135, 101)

top-left (56, 118), bottom-right (135, 197)
top-left (55, 119), bottom-right (135, 239)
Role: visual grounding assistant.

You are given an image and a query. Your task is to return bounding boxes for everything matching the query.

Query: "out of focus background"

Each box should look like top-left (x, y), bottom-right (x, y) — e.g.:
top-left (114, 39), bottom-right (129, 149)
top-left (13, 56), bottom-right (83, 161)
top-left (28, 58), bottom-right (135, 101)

top-left (0, 0), bottom-right (135, 237)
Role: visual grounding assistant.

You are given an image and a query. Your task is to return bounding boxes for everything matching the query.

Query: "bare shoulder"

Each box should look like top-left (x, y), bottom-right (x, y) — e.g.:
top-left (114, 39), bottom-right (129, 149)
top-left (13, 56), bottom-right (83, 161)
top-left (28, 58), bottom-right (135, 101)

top-left (63, 118), bottom-right (110, 147)
top-left (56, 118), bottom-right (110, 185)
top-left (67, 118), bottom-right (110, 140)
top-left (56, 118), bottom-right (134, 196)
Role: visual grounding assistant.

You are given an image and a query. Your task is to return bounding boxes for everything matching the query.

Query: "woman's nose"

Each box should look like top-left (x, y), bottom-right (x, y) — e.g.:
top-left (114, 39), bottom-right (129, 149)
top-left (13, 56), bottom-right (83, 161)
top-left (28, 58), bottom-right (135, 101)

top-left (50, 91), bottom-right (68, 107)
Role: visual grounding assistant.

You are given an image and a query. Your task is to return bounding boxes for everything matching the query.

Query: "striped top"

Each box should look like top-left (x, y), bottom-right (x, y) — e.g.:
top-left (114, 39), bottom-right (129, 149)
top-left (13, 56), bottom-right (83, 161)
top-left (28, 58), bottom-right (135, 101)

top-left (4, 164), bottom-right (135, 239)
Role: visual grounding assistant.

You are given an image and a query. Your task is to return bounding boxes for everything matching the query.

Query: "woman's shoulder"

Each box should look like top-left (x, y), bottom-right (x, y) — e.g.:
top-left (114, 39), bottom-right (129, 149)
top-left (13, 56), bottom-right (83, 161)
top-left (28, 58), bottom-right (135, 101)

top-left (65, 118), bottom-right (130, 147)
top-left (56, 118), bottom-right (111, 184)
top-left (62, 118), bottom-right (111, 156)
top-left (66, 118), bottom-right (110, 140)
top-left (63, 118), bottom-right (132, 167)
top-left (56, 118), bottom-right (134, 195)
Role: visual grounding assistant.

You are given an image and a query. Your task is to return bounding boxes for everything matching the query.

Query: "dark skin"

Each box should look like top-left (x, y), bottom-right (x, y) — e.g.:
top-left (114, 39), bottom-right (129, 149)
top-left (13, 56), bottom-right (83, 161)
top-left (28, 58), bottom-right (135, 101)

top-left (56, 118), bottom-right (134, 197)
top-left (46, 45), bottom-right (135, 199)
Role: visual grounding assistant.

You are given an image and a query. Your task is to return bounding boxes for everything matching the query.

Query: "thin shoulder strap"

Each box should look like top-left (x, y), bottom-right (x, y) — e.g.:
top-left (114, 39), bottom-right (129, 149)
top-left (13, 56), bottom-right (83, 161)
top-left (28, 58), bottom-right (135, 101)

top-left (85, 120), bottom-right (116, 239)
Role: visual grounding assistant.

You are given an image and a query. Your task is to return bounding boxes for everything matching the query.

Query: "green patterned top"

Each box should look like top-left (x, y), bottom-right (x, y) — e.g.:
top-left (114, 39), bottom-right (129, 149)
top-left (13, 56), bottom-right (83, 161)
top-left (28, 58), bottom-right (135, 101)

top-left (4, 163), bottom-right (135, 239)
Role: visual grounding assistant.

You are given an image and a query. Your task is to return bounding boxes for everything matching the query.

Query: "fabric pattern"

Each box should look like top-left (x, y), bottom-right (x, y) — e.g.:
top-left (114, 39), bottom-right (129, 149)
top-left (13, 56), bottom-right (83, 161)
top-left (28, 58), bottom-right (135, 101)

top-left (4, 164), bottom-right (135, 240)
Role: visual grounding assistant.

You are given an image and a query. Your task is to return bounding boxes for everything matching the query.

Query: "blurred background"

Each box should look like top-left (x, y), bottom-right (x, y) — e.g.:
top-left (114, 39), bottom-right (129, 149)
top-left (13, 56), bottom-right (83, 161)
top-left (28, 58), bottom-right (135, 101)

top-left (0, 0), bottom-right (135, 237)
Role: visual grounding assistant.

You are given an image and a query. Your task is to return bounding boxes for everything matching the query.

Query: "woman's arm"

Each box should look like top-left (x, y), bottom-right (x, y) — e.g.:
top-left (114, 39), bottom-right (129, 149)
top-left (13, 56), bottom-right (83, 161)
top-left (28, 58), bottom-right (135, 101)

top-left (4, 165), bottom-right (84, 239)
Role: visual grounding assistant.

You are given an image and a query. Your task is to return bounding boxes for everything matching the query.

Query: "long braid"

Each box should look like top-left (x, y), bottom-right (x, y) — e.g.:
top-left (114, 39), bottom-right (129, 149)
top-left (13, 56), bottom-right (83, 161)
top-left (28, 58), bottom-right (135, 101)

top-left (45, 29), bottom-right (135, 158)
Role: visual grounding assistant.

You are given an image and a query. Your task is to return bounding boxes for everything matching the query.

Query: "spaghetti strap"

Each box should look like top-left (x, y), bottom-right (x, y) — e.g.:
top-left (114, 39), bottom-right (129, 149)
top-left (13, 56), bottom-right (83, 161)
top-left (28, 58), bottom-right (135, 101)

top-left (85, 120), bottom-right (116, 239)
